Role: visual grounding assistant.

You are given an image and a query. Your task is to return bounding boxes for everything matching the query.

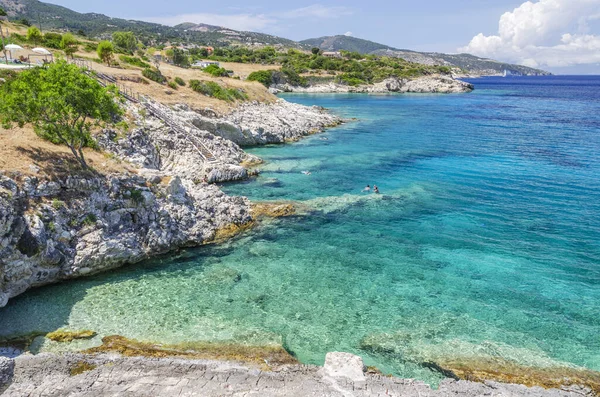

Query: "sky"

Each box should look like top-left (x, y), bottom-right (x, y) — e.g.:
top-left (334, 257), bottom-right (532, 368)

top-left (44, 0), bottom-right (600, 74)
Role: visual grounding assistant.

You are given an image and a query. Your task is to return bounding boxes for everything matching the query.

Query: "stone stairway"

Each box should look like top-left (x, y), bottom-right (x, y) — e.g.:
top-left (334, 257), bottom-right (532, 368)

top-left (142, 100), bottom-right (218, 164)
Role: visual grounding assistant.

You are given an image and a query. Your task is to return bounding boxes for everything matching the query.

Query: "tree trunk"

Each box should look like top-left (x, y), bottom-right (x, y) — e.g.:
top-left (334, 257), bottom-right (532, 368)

top-left (69, 145), bottom-right (89, 170)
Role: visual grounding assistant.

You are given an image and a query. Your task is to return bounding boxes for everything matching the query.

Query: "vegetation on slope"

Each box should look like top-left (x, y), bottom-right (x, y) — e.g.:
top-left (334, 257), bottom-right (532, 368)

top-left (232, 47), bottom-right (451, 86)
top-left (0, 61), bottom-right (123, 169)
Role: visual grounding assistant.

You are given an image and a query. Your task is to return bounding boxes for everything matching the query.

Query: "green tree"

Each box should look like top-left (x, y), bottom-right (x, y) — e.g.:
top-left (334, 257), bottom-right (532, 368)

top-left (97, 41), bottom-right (114, 65)
top-left (0, 7), bottom-right (7, 17)
top-left (311, 47), bottom-right (321, 55)
top-left (112, 31), bottom-right (137, 54)
top-left (0, 61), bottom-right (123, 169)
top-left (172, 48), bottom-right (190, 67)
top-left (60, 33), bottom-right (78, 58)
top-left (247, 70), bottom-right (273, 87)
top-left (26, 26), bottom-right (43, 44)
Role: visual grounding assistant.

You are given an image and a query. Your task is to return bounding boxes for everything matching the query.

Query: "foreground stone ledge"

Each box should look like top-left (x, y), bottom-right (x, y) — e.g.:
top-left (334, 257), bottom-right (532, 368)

top-left (1, 351), bottom-right (595, 397)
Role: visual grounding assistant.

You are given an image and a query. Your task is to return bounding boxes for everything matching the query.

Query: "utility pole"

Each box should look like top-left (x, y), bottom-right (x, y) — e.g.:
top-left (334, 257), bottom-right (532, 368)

top-left (37, 12), bottom-right (43, 34)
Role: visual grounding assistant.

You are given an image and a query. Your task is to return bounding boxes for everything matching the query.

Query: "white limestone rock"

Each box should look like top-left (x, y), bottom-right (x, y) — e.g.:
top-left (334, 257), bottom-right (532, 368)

top-left (321, 352), bottom-right (367, 383)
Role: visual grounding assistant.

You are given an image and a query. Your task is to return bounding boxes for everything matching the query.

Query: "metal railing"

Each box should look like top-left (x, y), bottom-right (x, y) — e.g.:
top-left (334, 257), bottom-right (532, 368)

top-left (142, 100), bottom-right (218, 164)
top-left (69, 58), bottom-right (218, 164)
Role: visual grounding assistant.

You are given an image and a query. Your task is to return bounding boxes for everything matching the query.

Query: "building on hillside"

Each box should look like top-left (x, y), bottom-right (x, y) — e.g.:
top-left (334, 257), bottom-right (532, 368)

top-left (323, 51), bottom-right (342, 58)
top-left (191, 60), bottom-right (220, 69)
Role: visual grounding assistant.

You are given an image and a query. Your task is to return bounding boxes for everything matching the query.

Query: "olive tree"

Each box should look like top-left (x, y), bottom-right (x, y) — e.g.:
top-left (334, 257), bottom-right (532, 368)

top-left (97, 40), bottom-right (114, 65)
top-left (0, 61), bottom-right (123, 170)
top-left (26, 26), bottom-right (43, 44)
top-left (60, 33), bottom-right (78, 58)
top-left (112, 31), bottom-right (137, 54)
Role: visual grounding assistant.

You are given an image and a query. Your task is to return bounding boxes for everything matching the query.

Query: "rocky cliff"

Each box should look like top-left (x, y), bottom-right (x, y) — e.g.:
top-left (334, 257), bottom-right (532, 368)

top-left (272, 76), bottom-right (474, 94)
top-left (0, 99), bottom-right (342, 307)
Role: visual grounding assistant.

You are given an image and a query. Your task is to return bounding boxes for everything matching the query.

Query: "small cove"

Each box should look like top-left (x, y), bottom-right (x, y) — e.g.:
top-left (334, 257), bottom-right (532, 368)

top-left (1, 76), bottom-right (599, 386)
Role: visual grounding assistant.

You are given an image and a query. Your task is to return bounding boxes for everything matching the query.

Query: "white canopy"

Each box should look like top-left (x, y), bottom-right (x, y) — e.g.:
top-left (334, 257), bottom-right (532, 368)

top-left (32, 47), bottom-right (52, 55)
top-left (5, 44), bottom-right (24, 50)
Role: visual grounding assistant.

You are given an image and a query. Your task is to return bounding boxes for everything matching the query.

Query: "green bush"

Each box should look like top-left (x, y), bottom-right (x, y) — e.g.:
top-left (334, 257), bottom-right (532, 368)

top-left (188, 80), bottom-right (247, 102)
top-left (204, 64), bottom-right (228, 77)
top-left (142, 68), bottom-right (166, 84)
top-left (83, 42), bottom-right (97, 52)
top-left (82, 214), bottom-right (97, 226)
top-left (167, 81), bottom-right (178, 90)
top-left (0, 8), bottom-right (7, 17)
top-left (43, 32), bottom-right (63, 49)
top-left (174, 77), bottom-right (185, 86)
top-left (119, 55), bottom-right (150, 68)
top-left (247, 70), bottom-right (273, 87)
top-left (336, 74), bottom-right (365, 86)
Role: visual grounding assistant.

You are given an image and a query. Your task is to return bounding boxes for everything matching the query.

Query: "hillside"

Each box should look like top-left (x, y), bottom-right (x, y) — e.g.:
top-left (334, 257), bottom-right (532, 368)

top-left (301, 35), bottom-right (395, 54)
top-left (0, 0), bottom-right (302, 47)
top-left (0, 0), bottom-right (550, 76)
top-left (302, 35), bottom-right (550, 76)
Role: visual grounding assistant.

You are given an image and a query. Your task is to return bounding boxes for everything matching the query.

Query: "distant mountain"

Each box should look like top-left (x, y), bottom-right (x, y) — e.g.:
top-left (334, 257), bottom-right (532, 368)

top-left (0, 0), bottom-right (550, 76)
top-left (302, 35), bottom-right (550, 76)
top-left (301, 35), bottom-right (395, 54)
top-left (0, 0), bottom-right (302, 47)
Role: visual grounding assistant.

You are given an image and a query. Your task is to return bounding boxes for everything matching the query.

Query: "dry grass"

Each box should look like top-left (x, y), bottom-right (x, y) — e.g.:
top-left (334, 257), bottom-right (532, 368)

top-left (72, 52), bottom-right (277, 114)
top-left (217, 61), bottom-right (280, 80)
top-left (0, 125), bottom-right (134, 178)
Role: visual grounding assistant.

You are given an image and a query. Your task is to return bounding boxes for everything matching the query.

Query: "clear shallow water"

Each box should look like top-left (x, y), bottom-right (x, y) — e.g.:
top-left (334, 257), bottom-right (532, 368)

top-left (2, 76), bottom-right (600, 385)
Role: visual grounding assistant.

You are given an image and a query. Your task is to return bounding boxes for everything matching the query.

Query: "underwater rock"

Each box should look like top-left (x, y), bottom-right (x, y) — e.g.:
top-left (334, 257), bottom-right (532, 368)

top-left (85, 335), bottom-right (298, 367)
top-left (251, 202), bottom-right (298, 218)
top-left (46, 330), bottom-right (97, 343)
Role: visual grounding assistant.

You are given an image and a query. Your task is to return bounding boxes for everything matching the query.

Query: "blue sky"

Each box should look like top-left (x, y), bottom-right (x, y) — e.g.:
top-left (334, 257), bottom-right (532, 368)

top-left (45, 0), bottom-right (600, 74)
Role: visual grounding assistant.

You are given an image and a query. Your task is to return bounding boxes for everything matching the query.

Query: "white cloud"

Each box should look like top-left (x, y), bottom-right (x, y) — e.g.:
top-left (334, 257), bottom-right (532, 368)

top-left (141, 4), bottom-right (352, 33)
top-left (344, 31), bottom-right (353, 37)
top-left (460, 0), bottom-right (600, 69)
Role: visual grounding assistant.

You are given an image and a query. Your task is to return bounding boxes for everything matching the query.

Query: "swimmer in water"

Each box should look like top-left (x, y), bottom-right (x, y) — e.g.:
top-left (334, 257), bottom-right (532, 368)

top-left (374, 185), bottom-right (380, 194)
top-left (363, 185), bottom-right (371, 192)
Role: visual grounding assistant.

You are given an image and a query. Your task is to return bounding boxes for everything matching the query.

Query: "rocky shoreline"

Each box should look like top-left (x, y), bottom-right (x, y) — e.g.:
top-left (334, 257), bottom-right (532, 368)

top-left (3, 93), bottom-right (599, 396)
top-left (271, 75), bottom-right (474, 94)
top-left (1, 351), bottom-right (594, 396)
top-left (0, 98), bottom-right (341, 308)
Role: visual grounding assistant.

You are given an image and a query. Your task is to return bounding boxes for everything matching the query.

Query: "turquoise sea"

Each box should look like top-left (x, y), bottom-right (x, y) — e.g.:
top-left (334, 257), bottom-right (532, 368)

top-left (1, 76), bottom-right (599, 385)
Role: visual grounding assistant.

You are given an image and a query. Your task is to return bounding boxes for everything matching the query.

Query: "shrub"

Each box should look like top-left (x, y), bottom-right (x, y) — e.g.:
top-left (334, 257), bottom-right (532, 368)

top-left (188, 80), bottom-right (247, 102)
top-left (247, 70), bottom-right (273, 87)
top-left (112, 31), bottom-right (138, 54)
top-left (83, 42), bottom-right (97, 53)
top-left (51, 199), bottom-right (65, 210)
top-left (174, 77), bottom-right (185, 86)
top-left (97, 41), bottom-right (114, 65)
top-left (204, 64), bottom-right (228, 77)
top-left (0, 8), bottom-right (7, 17)
top-left (167, 81), bottom-right (178, 90)
top-left (43, 32), bottom-right (63, 49)
top-left (336, 73), bottom-right (366, 86)
top-left (82, 214), bottom-right (97, 226)
top-left (142, 68), bottom-right (166, 84)
top-left (26, 26), bottom-right (42, 44)
top-left (119, 55), bottom-right (150, 68)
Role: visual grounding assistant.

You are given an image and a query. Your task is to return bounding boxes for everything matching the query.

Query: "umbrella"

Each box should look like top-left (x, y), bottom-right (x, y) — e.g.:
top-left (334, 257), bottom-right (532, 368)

top-left (5, 44), bottom-right (24, 50)
top-left (32, 47), bottom-right (52, 55)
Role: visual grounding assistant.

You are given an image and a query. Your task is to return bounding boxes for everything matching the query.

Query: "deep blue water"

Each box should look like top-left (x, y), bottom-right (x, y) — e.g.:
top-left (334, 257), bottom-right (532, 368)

top-left (1, 76), bottom-right (599, 385)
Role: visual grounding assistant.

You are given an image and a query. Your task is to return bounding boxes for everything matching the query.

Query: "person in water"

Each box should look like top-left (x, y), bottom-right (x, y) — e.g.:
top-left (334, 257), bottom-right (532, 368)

top-left (374, 185), bottom-right (380, 194)
top-left (363, 185), bottom-right (371, 192)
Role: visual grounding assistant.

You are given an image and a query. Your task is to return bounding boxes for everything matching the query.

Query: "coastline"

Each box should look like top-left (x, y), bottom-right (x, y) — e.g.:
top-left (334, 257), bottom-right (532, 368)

top-left (270, 75), bottom-right (474, 94)
top-left (2, 89), bottom-right (599, 396)
top-left (2, 349), bottom-right (596, 396)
